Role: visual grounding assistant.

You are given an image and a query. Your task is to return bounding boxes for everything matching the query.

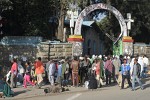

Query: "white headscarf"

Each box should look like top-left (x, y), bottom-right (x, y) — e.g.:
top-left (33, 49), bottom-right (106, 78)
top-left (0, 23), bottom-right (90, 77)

top-left (98, 55), bottom-right (102, 59)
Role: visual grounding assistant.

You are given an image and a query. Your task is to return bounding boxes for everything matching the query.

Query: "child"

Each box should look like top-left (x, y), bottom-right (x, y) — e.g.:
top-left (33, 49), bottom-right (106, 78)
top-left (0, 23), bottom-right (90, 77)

top-left (23, 62), bottom-right (34, 88)
top-left (30, 66), bottom-right (37, 85)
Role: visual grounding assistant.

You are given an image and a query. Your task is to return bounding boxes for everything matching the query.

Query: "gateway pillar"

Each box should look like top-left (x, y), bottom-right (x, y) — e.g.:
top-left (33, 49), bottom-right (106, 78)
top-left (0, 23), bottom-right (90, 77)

top-left (67, 35), bottom-right (84, 57)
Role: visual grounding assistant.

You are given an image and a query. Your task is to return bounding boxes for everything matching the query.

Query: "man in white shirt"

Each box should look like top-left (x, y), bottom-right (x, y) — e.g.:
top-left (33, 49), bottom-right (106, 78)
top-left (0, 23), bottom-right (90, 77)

top-left (138, 56), bottom-right (144, 78)
top-left (143, 55), bottom-right (149, 78)
top-left (49, 60), bottom-right (56, 86)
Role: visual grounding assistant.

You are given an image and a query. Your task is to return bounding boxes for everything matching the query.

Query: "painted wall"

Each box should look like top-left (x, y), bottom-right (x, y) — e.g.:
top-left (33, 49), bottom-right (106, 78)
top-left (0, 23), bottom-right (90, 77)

top-left (82, 27), bottom-right (104, 56)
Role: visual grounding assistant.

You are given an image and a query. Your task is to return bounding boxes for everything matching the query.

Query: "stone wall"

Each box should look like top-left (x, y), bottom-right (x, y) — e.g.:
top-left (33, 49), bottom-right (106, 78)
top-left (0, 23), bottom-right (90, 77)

top-left (0, 42), bottom-right (72, 67)
top-left (133, 43), bottom-right (150, 71)
top-left (0, 45), bottom-right (38, 66)
top-left (134, 43), bottom-right (150, 58)
top-left (37, 42), bottom-right (72, 62)
top-left (0, 42), bottom-right (72, 77)
top-left (0, 45), bottom-right (38, 76)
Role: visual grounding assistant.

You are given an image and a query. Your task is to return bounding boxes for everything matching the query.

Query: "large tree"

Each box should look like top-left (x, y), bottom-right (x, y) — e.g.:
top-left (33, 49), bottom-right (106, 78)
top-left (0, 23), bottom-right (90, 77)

top-left (1, 0), bottom-right (56, 39)
top-left (106, 0), bottom-right (150, 43)
top-left (1, 0), bottom-right (149, 43)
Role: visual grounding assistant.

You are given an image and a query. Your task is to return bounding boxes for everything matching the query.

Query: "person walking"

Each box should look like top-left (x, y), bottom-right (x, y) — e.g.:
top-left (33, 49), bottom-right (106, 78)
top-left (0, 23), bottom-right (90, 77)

top-left (112, 56), bottom-right (121, 83)
top-left (23, 62), bottom-right (34, 88)
top-left (45, 59), bottom-right (51, 83)
top-left (34, 57), bottom-right (44, 88)
top-left (71, 56), bottom-right (79, 87)
top-left (138, 56), bottom-right (144, 78)
top-left (83, 56), bottom-right (91, 78)
top-left (143, 55), bottom-right (149, 78)
top-left (79, 57), bottom-right (85, 85)
top-left (131, 58), bottom-right (144, 91)
top-left (121, 59), bottom-right (132, 89)
top-left (30, 66), bottom-right (36, 85)
top-left (17, 61), bottom-right (25, 85)
top-left (95, 58), bottom-right (104, 88)
top-left (64, 59), bottom-right (70, 86)
top-left (56, 60), bottom-right (63, 86)
top-left (48, 60), bottom-right (56, 86)
top-left (91, 59), bottom-right (97, 74)
top-left (104, 56), bottom-right (113, 85)
top-left (10, 58), bottom-right (18, 88)
top-left (61, 59), bottom-right (66, 86)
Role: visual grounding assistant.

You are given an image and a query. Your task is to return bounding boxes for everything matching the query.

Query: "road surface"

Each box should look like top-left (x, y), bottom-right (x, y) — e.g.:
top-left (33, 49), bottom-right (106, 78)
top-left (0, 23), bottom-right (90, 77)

top-left (25, 78), bottom-right (150, 100)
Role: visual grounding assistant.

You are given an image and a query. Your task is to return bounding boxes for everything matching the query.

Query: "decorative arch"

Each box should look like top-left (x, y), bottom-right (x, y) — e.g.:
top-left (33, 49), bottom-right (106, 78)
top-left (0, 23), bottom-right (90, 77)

top-left (74, 3), bottom-right (127, 44)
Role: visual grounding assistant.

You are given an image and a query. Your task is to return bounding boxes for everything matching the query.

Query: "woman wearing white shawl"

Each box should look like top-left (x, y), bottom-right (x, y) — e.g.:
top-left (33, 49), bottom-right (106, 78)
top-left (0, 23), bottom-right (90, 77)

top-left (130, 58), bottom-right (135, 76)
top-left (138, 57), bottom-right (144, 72)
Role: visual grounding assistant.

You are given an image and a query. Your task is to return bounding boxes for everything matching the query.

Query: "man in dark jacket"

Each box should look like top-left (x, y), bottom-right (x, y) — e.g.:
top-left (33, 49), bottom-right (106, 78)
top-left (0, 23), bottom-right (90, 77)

top-left (131, 58), bottom-right (144, 91)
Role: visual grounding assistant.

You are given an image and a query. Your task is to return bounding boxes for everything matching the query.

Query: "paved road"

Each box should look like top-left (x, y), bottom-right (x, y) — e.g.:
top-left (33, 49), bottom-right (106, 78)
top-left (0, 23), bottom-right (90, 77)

top-left (25, 78), bottom-right (150, 100)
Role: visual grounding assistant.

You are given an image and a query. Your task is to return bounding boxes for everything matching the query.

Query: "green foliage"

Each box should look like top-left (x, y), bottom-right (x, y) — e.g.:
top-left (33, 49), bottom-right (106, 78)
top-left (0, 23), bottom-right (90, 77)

top-left (109, 0), bottom-right (150, 43)
top-left (95, 0), bottom-right (150, 43)
top-left (1, 0), bottom-right (57, 39)
top-left (96, 17), bottom-right (111, 33)
top-left (1, 0), bottom-right (150, 43)
top-left (0, 0), bottom-right (13, 12)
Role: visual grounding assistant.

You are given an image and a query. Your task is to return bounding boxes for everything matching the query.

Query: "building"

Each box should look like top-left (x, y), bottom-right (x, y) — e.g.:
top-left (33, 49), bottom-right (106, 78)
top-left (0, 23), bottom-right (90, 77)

top-left (65, 9), bottom-right (105, 56)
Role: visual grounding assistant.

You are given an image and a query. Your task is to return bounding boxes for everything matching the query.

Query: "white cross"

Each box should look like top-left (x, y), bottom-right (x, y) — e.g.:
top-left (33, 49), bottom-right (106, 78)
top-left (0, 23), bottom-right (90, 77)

top-left (125, 13), bottom-right (134, 36)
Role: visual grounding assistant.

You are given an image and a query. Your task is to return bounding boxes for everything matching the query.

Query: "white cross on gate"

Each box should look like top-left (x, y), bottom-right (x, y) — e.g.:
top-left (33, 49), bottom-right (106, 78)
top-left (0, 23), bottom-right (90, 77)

top-left (125, 13), bottom-right (134, 36)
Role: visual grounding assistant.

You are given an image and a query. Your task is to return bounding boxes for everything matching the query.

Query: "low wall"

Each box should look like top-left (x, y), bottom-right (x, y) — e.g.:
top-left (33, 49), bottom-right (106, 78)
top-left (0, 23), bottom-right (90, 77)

top-left (37, 42), bottom-right (72, 62)
top-left (0, 42), bottom-right (72, 74)
top-left (0, 45), bottom-right (37, 66)
top-left (134, 43), bottom-right (150, 58)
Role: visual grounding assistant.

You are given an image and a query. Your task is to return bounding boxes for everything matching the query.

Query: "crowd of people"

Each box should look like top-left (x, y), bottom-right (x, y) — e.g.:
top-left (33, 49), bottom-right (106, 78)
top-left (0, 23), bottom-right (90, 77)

top-left (4, 54), bottom-right (150, 92)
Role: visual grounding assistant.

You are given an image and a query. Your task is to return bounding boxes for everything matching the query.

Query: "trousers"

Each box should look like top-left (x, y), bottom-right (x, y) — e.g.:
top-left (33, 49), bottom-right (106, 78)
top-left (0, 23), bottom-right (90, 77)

top-left (96, 75), bottom-right (104, 87)
top-left (23, 74), bottom-right (34, 88)
top-left (121, 75), bottom-right (132, 89)
top-left (132, 75), bottom-right (143, 90)
top-left (37, 74), bottom-right (43, 84)
top-left (10, 73), bottom-right (17, 88)
top-left (49, 75), bottom-right (54, 86)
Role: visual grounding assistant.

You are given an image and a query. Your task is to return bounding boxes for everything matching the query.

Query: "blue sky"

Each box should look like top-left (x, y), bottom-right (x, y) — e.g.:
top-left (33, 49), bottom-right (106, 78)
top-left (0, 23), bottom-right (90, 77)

top-left (93, 13), bottom-right (106, 22)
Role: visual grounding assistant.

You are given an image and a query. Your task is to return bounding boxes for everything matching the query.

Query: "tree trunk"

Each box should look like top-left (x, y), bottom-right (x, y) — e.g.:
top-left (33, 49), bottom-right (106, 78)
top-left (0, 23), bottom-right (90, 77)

top-left (56, 0), bottom-right (66, 41)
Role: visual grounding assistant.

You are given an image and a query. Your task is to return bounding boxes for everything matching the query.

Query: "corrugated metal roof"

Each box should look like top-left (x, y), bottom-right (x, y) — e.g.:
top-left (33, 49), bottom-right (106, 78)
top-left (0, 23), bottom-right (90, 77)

top-left (64, 20), bottom-right (94, 27)
top-left (82, 21), bottom-right (95, 27)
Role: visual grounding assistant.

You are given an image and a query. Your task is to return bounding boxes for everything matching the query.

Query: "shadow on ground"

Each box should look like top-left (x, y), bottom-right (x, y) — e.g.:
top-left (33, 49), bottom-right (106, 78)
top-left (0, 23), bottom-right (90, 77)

top-left (13, 90), bottom-right (31, 96)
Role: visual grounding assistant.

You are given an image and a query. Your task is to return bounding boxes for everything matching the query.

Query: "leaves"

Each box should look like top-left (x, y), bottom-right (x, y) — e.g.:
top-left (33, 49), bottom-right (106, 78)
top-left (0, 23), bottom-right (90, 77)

top-left (1, 0), bottom-right (150, 43)
top-left (109, 0), bottom-right (150, 43)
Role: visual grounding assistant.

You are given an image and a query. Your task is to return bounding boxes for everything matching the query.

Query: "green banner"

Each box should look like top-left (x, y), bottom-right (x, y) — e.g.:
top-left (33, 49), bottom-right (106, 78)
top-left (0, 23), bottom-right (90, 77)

top-left (113, 40), bottom-right (123, 56)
